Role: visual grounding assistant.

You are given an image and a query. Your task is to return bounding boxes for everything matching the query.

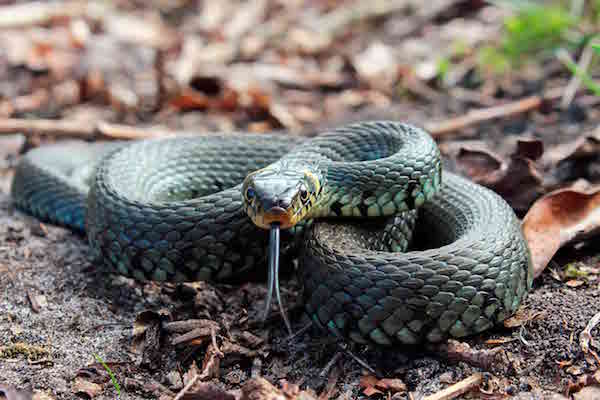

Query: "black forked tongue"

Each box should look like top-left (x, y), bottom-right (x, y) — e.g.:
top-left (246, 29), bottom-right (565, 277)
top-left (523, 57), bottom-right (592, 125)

top-left (261, 222), bottom-right (293, 336)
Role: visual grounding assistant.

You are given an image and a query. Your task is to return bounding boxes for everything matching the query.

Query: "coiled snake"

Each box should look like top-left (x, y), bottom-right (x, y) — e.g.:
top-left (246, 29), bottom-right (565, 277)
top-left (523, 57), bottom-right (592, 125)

top-left (11, 121), bottom-right (532, 345)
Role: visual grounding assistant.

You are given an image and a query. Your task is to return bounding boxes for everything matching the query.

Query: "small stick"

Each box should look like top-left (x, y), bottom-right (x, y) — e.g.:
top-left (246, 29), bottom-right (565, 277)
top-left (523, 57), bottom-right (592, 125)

top-left (560, 45), bottom-right (594, 109)
top-left (338, 343), bottom-right (375, 374)
top-left (0, 118), bottom-right (172, 140)
top-left (426, 86), bottom-right (566, 138)
top-left (319, 351), bottom-right (342, 377)
top-left (422, 373), bottom-right (482, 400)
top-left (426, 96), bottom-right (542, 138)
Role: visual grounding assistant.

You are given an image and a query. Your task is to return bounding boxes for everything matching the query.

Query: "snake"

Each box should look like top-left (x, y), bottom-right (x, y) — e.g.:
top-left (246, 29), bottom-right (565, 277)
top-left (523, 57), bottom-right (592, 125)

top-left (11, 121), bottom-right (533, 345)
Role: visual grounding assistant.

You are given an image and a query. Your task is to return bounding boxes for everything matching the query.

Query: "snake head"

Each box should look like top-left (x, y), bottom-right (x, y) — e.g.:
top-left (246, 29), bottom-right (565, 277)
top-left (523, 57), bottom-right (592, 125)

top-left (242, 163), bottom-right (322, 229)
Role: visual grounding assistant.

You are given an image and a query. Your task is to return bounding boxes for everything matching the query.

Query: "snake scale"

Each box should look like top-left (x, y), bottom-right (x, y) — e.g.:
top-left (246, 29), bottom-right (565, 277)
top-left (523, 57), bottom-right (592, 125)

top-left (11, 121), bottom-right (532, 345)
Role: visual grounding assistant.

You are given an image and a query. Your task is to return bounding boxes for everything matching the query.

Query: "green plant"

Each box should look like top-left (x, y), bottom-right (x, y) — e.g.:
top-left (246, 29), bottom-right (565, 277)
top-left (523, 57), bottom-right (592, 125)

top-left (478, 2), bottom-right (577, 74)
top-left (93, 353), bottom-right (121, 396)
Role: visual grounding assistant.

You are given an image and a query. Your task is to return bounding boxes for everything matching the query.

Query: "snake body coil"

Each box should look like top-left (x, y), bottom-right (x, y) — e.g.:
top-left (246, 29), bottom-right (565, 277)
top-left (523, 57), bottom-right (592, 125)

top-left (11, 121), bottom-right (532, 345)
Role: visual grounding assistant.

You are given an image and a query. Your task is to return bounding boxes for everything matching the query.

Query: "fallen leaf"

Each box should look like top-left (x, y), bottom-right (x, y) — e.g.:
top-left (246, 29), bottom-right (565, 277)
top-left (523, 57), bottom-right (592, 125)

top-left (131, 310), bottom-right (166, 367)
top-left (32, 392), bottom-right (54, 400)
top-left (72, 378), bottom-right (102, 399)
top-left (359, 375), bottom-right (383, 397)
top-left (455, 146), bottom-right (503, 180)
top-left (503, 310), bottom-right (546, 328)
top-left (522, 187), bottom-right (600, 278)
top-left (567, 365), bottom-right (586, 376)
top-left (544, 130), bottom-right (600, 165)
top-left (516, 138), bottom-right (544, 161)
top-left (557, 360), bottom-right (574, 368)
top-left (444, 142), bottom-right (544, 212)
top-left (241, 377), bottom-right (317, 400)
top-left (375, 378), bottom-right (406, 393)
top-left (0, 385), bottom-right (32, 400)
top-left (566, 280), bottom-right (585, 288)
top-left (179, 383), bottom-right (234, 400)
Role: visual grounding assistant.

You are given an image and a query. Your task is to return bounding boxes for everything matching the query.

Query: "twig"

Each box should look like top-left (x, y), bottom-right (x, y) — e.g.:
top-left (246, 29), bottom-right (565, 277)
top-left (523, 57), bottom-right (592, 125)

top-left (173, 344), bottom-right (220, 400)
top-left (422, 373), bottom-right (482, 400)
top-left (433, 339), bottom-right (509, 372)
top-left (580, 311), bottom-right (600, 353)
top-left (426, 96), bottom-right (543, 138)
top-left (557, 47), bottom-right (600, 98)
top-left (338, 343), bottom-right (375, 374)
top-left (173, 372), bottom-right (200, 400)
top-left (560, 45), bottom-right (594, 108)
top-left (319, 351), bottom-right (342, 377)
top-left (0, 118), bottom-right (172, 140)
top-left (426, 87), bottom-right (566, 138)
top-left (210, 327), bottom-right (224, 358)
top-left (286, 321), bottom-right (313, 342)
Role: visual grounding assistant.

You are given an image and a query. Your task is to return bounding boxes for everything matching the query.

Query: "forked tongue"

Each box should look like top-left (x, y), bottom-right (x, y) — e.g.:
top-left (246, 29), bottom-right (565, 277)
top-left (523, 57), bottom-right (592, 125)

top-left (261, 222), bottom-right (293, 336)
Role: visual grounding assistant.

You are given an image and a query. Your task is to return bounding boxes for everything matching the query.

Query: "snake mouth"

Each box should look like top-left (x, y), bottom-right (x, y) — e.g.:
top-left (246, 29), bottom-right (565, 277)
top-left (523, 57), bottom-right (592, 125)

top-left (259, 207), bottom-right (295, 229)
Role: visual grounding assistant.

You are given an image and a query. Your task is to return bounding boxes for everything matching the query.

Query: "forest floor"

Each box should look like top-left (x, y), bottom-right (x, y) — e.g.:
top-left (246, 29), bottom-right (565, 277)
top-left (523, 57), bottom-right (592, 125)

top-left (1, 1), bottom-right (600, 399)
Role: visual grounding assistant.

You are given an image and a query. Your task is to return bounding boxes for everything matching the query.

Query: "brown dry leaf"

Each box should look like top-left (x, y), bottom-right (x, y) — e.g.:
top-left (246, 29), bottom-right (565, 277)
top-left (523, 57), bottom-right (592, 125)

top-left (31, 392), bottom-right (54, 400)
top-left (450, 143), bottom-right (544, 212)
top-left (181, 383), bottom-right (234, 400)
top-left (71, 378), bottom-right (102, 399)
top-left (131, 310), bottom-right (165, 367)
top-left (566, 280), bottom-right (585, 288)
top-left (522, 187), bottom-right (600, 278)
top-left (0, 385), bottom-right (32, 400)
top-left (544, 130), bottom-right (600, 165)
top-left (241, 377), bottom-right (317, 400)
top-left (359, 375), bottom-right (383, 397)
top-left (503, 309), bottom-right (545, 328)
top-left (375, 378), bottom-right (406, 393)
top-left (516, 138), bottom-right (544, 161)
top-left (455, 146), bottom-right (503, 180)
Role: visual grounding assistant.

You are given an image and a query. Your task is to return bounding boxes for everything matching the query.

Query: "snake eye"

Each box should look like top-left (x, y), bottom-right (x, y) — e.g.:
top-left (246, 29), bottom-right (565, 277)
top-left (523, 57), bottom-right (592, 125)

top-left (299, 187), bottom-right (309, 202)
top-left (245, 187), bottom-right (255, 201)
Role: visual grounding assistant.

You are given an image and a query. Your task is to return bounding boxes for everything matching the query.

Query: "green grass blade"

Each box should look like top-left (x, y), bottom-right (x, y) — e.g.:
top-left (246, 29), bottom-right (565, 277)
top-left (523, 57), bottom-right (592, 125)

top-left (92, 353), bottom-right (121, 396)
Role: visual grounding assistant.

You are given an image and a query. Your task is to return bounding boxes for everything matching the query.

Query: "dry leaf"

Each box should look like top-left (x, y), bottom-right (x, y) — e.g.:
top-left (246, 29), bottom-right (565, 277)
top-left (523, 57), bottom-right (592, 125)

top-left (71, 378), bottom-right (102, 399)
top-left (241, 377), bottom-right (317, 400)
top-left (0, 385), bottom-right (32, 400)
top-left (180, 383), bottom-right (234, 400)
top-left (131, 310), bottom-right (165, 367)
top-left (455, 146), bottom-right (503, 180)
top-left (516, 138), bottom-right (544, 161)
top-left (544, 130), bottom-right (600, 165)
top-left (375, 378), bottom-right (406, 393)
top-left (451, 143), bottom-right (544, 212)
top-left (522, 187), bottom-right (600, 278)
top-left (359, 375), bottom-right (383, 397)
